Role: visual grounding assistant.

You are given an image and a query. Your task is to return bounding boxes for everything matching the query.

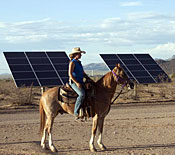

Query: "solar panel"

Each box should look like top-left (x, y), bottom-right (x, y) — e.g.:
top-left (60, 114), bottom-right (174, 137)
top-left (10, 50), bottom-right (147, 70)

top-left (3, 51), bottom-right (70, 87)
top-left (100, 54), bottom-right (170, 84)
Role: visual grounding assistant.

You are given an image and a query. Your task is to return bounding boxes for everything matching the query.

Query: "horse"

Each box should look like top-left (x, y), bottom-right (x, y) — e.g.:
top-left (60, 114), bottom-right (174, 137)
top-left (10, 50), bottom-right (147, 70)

top-left (39, 63), bottom-right (134, 152)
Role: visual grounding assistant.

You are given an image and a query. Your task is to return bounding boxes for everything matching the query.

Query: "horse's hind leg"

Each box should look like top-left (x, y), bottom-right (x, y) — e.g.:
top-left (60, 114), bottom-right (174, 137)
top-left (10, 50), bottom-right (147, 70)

top-left (46, 116), bottom-right (57, 152)
top-left (41, 127), bottom-right (47, 150)
top-left (97, 117), bottom-right (107, 150)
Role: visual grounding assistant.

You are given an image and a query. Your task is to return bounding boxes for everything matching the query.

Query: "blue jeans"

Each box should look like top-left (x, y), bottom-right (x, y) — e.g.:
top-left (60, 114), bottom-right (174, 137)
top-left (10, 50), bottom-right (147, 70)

top-left (69, 82), bottom-right (85, 116)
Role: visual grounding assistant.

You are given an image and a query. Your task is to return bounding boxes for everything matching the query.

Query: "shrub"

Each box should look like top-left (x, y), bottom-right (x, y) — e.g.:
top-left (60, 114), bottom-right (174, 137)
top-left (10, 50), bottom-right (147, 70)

top-left (0, 80), bottom-right (34, 106)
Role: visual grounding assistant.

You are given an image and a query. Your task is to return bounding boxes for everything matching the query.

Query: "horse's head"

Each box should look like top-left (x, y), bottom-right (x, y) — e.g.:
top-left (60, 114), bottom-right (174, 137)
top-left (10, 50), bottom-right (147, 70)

top-left (112, 64), bottom-right (134, 89)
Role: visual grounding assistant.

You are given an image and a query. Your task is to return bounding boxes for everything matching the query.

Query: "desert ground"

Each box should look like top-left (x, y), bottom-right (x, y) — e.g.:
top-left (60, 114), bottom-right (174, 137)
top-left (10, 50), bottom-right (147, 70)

top-left (0, 80), bottom-right (175, 155)
top-left (1, 103), bottom-right (175, 155)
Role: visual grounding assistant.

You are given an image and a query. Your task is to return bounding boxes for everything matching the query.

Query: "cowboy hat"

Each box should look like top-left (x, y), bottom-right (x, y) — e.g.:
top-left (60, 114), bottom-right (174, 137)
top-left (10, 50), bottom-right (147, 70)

top-left (69, 47), bottom-right (86, 56)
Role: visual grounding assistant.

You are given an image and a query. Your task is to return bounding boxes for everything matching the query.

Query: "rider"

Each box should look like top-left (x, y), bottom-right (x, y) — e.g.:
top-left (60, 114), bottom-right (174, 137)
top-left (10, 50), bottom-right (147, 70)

top-left (68, 47), bottom-right (91, 118)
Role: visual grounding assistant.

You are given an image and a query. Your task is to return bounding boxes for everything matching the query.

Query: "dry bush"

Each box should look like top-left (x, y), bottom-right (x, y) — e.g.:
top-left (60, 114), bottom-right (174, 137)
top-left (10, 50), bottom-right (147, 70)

top-left (115, 81), bottom-right (175, 104)
top-left (0, 80), bottom-right (40, 107)
top-left (11, 87), bottom-right (34, 106)
top-left (1, 74), bottom-right (175, 108)
top-left (90, 75), bottom-right (175, 104)
top-left (170, 74), bottom-right (175, 82)
top-left (0, 79), bottom-right (13, 95)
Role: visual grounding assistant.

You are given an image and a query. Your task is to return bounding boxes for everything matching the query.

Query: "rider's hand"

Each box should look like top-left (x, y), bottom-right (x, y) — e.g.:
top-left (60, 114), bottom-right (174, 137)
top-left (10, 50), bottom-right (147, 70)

top-left (86, 77), bottom-right (94, 84)
top-left (76, 82), bottom-right (82, 88)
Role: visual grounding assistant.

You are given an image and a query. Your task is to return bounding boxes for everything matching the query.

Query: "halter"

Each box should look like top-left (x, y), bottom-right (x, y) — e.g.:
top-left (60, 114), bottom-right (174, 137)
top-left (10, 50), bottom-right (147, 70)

top-left (112, 70), bottom-right (127, 88)
top-left (111, 70), bottom-right (127, 104)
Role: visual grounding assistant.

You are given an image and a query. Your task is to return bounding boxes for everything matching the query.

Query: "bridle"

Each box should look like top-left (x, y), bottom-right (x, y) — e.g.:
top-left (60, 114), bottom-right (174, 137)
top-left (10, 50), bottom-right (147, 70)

top-left (111, 70), bottom-right (128, 105)
top-left (112, 70), bottom-right (128, 87)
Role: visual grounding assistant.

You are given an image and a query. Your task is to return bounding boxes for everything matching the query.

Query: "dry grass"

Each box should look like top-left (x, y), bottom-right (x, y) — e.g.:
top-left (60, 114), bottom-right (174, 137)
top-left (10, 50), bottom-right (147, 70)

top-left (0, 77), bottom-right (175, 109)
top-left (115, 79), bottom-right (175, 104)
top-left (91, 75), bottom-right (175, 104)
top-left (0, 80), bottom-right (40, 109)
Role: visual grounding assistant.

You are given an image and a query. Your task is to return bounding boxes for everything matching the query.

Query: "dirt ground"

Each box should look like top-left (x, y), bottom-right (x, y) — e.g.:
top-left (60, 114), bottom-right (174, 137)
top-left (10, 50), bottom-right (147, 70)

top-left (1, 103), bottom-right (175, 155)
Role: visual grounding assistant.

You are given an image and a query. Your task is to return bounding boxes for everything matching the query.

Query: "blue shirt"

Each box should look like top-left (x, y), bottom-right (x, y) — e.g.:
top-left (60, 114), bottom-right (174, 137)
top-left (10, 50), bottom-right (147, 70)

top-left (71, 59), bottom-right (84, 84)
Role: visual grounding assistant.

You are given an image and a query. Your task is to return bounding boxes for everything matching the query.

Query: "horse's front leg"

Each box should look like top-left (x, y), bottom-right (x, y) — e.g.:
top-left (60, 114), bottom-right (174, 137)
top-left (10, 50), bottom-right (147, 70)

top-left (97, 117), bottom-right (107, 150)
top-left (89, 114), bottom-right (98, 152)
top-left (46, 116), bottom-right (57, 152)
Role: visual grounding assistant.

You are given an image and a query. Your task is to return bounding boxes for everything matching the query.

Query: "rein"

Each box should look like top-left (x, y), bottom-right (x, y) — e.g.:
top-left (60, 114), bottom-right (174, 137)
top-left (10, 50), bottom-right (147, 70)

top-left (111, 70), bottom-right (126, 105)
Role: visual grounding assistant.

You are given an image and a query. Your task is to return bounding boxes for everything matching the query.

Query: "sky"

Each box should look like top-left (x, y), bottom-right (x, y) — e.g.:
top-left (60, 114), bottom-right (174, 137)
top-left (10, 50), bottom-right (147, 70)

top-left (0, 0), bottom-right (175, 73)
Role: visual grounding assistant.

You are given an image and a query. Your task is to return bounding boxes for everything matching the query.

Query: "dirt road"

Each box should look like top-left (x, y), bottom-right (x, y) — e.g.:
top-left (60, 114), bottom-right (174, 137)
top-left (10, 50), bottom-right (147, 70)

top-left (1, 103), bottom-right (175, 155)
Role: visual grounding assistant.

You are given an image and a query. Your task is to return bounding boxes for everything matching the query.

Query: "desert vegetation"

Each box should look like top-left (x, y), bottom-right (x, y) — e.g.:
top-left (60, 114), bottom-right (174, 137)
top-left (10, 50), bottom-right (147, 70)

top-left (0, 75), bottom-right (175, 109)
top-left (0, 79), bottom-right (41, 109)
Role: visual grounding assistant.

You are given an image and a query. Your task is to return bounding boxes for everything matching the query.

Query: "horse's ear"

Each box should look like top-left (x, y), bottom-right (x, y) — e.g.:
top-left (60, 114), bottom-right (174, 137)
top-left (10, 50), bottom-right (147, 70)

top-left (116, 63), bottom-right (120, 68)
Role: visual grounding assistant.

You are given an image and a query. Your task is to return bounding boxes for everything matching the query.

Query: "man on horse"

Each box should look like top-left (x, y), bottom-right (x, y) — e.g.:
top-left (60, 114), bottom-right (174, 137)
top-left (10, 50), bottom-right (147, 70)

top-left (68, 47), bottom-right (92, 119)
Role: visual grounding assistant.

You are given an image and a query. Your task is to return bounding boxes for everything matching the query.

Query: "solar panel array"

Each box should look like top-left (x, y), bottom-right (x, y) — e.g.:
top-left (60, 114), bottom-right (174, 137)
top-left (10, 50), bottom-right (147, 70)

top-left (100, 54), bottom-right (170, 84)
top-left (3, 51), bottom-right (69, 87)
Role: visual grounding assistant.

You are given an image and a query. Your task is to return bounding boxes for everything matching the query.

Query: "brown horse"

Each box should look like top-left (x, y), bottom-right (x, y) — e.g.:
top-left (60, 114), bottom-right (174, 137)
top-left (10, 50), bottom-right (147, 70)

top-left (39, 64), bottom-right (134, 152)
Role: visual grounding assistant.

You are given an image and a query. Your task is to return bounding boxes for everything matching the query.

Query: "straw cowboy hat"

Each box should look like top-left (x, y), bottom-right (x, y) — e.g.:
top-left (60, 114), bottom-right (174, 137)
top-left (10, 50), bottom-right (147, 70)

top-left (69, 47), bottom-right (86, 57)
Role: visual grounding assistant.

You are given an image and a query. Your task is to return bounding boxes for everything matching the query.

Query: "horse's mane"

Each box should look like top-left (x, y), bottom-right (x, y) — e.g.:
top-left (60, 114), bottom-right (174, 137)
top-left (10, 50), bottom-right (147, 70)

top-left (96, 71), bottom-right (114, 88)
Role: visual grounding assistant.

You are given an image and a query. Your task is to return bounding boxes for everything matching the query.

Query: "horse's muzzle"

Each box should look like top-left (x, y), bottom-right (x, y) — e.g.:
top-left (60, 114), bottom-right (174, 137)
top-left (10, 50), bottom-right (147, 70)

top-left (127, 82), bottom-right (134, 90)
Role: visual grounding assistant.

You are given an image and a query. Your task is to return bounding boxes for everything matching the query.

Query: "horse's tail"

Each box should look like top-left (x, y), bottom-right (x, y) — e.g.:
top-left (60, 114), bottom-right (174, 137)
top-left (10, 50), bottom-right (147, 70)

top-left (40, 98), bottom-right (45, 137)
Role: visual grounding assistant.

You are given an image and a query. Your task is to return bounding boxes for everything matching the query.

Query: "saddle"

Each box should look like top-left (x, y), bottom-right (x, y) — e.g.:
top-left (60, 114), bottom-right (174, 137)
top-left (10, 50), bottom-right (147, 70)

top-left (59, 83), bottom-right (78, 104)
top-left (58, 82), bottom-right (95, 118)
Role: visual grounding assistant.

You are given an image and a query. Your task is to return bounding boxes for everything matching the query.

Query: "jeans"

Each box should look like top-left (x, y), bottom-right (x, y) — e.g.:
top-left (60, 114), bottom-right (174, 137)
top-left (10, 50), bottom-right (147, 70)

top-left (69, 82), bottom-right (85, 116)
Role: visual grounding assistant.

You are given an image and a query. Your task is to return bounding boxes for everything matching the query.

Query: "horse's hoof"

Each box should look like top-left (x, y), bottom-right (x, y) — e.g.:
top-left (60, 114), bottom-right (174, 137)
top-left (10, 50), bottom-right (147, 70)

top-left (41, 144), bottom-right (47, 150)
top-left (101, 145), bottom-right (107, 151)
top-left (90, 147), bottom-right (97, 152)
top-left (98, 143), bottom-right (107, 151)
top-left (50, 146), bottom-right (58, 152)
top-left (51, 148), bottom-right (58, 153)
